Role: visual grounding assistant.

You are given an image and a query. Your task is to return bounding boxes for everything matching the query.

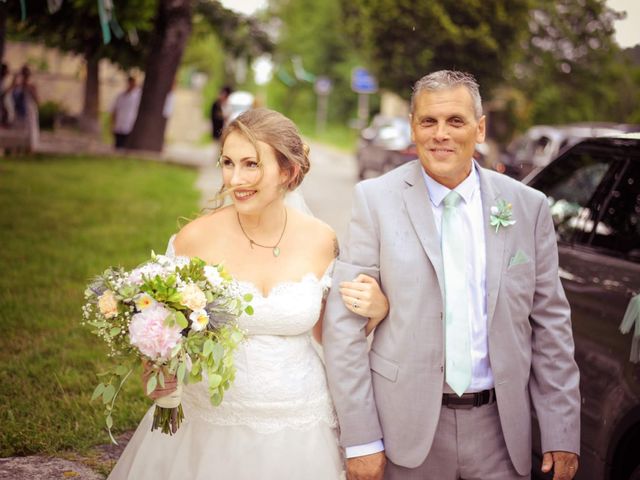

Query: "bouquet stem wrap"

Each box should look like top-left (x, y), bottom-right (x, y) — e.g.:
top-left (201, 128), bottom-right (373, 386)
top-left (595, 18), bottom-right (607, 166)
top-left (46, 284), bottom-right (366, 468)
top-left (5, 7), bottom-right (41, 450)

top-left (152, 385), bottom-right (184, 434)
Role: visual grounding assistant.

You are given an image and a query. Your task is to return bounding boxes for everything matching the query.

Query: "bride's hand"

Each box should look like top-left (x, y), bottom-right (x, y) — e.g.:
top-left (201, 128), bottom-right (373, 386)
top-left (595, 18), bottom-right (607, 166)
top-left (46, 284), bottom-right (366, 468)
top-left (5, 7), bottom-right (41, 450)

top-left (142, 361), bottom-right (178, 400)
top-left (339, 274), bottom-right (389, 335)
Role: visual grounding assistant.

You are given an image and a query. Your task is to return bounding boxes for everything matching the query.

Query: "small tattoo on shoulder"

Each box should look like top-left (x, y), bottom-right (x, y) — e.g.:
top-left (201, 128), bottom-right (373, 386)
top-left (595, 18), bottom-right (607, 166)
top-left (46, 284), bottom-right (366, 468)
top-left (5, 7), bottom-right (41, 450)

top-left (333, 237), bottom-right (340, 257)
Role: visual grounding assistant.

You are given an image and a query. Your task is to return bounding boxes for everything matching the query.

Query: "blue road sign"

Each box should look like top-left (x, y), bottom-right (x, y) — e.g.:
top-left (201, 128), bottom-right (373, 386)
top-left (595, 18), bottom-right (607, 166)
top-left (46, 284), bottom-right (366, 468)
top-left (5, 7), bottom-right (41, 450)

top-left (351, 67), bottom-right (378, 94)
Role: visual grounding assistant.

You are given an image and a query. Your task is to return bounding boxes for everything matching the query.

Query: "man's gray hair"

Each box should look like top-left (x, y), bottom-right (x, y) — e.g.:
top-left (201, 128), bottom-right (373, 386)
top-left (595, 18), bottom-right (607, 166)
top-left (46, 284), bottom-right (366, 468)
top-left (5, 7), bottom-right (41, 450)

top-left (410, 70), bottom-right (483, 119)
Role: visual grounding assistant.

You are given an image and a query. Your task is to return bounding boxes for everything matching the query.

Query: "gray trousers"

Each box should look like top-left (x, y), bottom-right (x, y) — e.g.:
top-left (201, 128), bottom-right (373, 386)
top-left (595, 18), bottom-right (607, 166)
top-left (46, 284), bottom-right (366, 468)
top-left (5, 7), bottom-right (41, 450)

top-left (384, 402), bottom-right (529, 480)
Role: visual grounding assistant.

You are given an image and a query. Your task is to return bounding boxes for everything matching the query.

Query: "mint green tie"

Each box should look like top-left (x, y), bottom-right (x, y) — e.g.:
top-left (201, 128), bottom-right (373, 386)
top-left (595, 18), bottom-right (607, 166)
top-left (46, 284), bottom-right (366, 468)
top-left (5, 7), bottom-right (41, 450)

top-left (442, 191), bottom-right (471, 396)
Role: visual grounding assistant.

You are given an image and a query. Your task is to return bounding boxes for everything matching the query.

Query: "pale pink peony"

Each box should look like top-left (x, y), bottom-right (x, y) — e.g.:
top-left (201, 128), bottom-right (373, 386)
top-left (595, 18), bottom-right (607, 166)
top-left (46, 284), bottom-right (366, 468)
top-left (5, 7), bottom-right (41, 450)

top-left (129, 304), bottom-right (182, 360)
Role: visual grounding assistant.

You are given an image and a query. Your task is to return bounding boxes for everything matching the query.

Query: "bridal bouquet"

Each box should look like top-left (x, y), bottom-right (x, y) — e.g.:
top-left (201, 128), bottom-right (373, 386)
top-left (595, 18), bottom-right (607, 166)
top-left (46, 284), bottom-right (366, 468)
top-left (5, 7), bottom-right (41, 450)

top-left (82, 252), bottom-right (252, 443)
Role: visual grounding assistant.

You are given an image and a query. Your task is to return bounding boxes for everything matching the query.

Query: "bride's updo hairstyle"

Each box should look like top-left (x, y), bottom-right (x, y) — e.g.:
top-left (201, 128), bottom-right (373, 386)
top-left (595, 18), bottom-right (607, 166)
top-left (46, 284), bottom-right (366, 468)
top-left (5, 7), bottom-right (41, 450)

top-left (220, 108), bottom-right (311, 192)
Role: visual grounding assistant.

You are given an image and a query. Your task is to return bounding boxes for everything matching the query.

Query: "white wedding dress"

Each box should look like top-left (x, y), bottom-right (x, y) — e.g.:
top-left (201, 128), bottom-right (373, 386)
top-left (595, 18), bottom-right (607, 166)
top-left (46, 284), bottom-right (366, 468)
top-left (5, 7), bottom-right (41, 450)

top-left (107, 241), bottom-right (344, 479)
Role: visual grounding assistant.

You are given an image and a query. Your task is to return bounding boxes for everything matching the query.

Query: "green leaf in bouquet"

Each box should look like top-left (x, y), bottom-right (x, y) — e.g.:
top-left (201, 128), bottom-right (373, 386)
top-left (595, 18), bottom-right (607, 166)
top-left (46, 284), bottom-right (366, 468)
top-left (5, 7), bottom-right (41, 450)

top-left (106, 414), bottom-right (113, 429)
top-left (91, 383), bottom-right (106, 402)
top-left (177, 362), bottom-right (187, 384)
top-left (102, 384), bottom-right (116, 404)
top-left (109, 327), bottom-right (121, 337)
top-left (208, 373), bottom-right (222, 389)
top-left (175, 311), bottom-right (188, 329)
top-left (170, 343), bottom-right (182, 358)
top-left (203, 338), bottom-right (215, 357)
top-left (167, 292), bottom-right (182, 304)
top-left (243, 293), bottom-right (253, 302)
top-left (114, 365), bottom-right (129, 376)
top-left (230, 329), bottom-right (244, 344)
top-left (158, 369), bottom-right (165, 388)
top-left (210, 391), bottom-right (223, 406)
top-left (166, 273), bottom-right (177, 287)
top-left (146, 374), bottom-right (158, 395)
top-left (211, 342), bottom-right (224, 364)
top-left (118, 285), bottom-right (137, 300)
top-left (245, 305), bottom-right (254, 315)
top-left (205, 291), bottom-right (214, 303)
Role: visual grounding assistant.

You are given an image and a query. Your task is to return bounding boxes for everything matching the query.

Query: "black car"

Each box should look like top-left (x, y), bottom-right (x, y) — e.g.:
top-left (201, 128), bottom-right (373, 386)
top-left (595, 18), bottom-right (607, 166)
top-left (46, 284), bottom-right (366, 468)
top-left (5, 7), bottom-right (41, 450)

top-left (524, 133), bottom-right (640, 480)
top-left (498, 123), bottom-right (640, 180)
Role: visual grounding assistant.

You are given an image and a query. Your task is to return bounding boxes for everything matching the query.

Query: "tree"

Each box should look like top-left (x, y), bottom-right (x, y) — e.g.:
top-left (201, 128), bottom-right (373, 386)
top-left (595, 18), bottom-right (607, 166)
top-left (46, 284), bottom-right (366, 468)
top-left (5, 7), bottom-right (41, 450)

top-left (125, 0), bottom-right (192, 151)
top-left (5, 0), bottom-right (156, 133)
top-left (511, 0), bottom-right (638, 127)
top-left (266, 0), bottom-right (363, 126)
top-left (182, 1), bottom-right (273, 118)
top-left (342, 0), bottom-right (532, 96)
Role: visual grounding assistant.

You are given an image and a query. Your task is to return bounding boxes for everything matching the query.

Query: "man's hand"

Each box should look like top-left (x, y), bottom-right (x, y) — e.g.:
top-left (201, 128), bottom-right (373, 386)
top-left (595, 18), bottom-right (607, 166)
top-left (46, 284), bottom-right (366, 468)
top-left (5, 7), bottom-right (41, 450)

top-left (541, 451), bottom-right (579, 480)
top-left (346, 451), bottom-right (386, 480)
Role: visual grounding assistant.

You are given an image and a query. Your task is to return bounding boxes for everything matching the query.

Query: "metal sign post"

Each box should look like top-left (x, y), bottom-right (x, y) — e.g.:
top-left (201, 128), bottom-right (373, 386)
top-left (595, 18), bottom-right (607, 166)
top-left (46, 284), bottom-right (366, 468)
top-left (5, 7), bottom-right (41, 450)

top-left (314, 76), bottom-right (332, 135)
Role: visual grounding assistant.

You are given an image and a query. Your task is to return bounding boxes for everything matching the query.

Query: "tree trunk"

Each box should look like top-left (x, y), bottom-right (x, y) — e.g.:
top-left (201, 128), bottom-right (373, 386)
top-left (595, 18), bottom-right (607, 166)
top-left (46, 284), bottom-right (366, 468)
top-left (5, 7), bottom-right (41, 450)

top-left (0, 5), bottom-right (6, 62)
top-left (78, 53), bottom-right (100, 134)
top-left (126, 0), bottom-right (192, 152)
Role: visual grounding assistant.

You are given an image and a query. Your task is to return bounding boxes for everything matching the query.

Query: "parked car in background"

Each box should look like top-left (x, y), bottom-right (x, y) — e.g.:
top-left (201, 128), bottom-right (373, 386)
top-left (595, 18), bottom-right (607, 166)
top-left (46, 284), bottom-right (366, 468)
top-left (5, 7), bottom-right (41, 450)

top-left (355, 115), bottom-right (489, 179)
top-left (525, 133), bottom-right (640, 480)
top-left (498, 123), bottom-right (640, 180)
top-left (356, 115), bottom-right (416, 179)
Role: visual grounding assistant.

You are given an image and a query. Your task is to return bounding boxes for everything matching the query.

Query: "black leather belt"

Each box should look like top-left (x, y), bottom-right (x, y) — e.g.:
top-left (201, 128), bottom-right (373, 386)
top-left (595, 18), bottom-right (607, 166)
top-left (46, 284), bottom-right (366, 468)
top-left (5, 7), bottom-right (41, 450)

top-left (442, 388), bottom-right (496, 409)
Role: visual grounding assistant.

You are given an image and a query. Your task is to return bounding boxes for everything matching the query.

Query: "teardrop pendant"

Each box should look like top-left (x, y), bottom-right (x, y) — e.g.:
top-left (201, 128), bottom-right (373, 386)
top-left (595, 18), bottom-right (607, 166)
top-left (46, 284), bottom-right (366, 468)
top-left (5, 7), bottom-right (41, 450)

top-left (273, 247), bottom-right (281, 257)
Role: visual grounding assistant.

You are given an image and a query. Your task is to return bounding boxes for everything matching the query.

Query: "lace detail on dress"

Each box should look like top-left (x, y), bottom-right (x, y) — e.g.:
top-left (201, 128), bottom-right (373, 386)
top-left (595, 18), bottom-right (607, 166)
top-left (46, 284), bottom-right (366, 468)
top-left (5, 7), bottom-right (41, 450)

top-left (180, 273), bottom-right (337, 434)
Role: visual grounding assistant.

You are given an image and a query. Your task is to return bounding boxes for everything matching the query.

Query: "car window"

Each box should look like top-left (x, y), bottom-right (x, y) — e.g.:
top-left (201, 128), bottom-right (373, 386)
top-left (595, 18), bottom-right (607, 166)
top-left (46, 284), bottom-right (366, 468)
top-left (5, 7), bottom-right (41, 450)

top-left (528, 148), bottom-right (613, 243)
top-left (588, 160), bottom-right (640, 263)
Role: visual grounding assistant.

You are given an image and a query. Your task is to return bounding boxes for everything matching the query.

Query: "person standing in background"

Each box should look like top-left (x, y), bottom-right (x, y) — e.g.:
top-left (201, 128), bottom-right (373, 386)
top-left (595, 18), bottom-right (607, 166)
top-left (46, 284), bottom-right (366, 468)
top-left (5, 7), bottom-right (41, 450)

top-left (110, 76), bottom-right (141, 149)
top-left (10, 65), bottom-right (39, 152)
top-left (210, 85), bottom-right (232, 141)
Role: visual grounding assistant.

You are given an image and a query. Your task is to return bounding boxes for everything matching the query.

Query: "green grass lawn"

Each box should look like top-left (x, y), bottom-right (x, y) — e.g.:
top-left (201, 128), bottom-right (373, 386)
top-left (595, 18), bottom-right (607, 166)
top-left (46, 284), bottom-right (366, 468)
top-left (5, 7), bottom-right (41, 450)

top-left (0, 154), bottom-right (200, 458)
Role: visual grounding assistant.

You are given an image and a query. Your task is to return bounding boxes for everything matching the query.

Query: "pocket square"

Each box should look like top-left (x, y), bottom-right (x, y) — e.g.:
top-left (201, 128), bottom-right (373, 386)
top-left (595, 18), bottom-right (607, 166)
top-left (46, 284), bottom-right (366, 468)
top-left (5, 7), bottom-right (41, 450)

top-left (508, 250), bottom-right (530, 268)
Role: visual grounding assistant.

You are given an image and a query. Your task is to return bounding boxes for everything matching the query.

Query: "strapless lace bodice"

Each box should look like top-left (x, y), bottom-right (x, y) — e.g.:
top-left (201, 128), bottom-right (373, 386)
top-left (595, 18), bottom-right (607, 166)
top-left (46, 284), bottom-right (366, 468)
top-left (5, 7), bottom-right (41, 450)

top-left (181, 272), bottom-right (337, 434)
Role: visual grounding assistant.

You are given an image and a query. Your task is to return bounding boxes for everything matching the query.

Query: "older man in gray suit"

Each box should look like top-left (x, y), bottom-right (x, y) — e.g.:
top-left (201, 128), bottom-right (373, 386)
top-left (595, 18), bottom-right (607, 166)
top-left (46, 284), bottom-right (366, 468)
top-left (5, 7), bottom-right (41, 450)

top-left (323, 70), bottom-right (581, 480)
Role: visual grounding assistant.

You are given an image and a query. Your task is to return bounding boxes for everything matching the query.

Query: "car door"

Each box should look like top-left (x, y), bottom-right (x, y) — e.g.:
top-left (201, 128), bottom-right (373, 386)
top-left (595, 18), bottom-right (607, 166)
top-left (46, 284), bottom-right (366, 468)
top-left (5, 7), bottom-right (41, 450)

top-left (527, 139), bottom-right (640, 479)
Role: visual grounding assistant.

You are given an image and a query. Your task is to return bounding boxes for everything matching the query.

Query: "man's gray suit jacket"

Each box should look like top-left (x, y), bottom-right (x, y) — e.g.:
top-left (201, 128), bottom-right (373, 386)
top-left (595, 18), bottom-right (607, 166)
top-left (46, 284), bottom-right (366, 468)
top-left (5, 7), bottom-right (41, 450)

top-left (323, 160), bottom-right (581, 475)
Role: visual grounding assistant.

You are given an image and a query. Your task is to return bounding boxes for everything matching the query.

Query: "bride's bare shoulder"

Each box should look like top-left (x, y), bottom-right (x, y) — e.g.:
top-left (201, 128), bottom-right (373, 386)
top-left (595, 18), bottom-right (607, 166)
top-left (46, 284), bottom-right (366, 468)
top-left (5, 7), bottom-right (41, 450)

top-left (290, 209), bottom-right (338, 258)
top-left (174, 207), bottom-right (234, 255)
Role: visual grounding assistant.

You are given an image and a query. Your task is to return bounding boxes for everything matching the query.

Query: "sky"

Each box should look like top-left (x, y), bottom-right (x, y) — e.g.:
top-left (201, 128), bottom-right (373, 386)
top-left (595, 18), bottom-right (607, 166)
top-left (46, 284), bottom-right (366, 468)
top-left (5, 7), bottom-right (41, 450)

top-left (219, 0), bottom-right (639, 48)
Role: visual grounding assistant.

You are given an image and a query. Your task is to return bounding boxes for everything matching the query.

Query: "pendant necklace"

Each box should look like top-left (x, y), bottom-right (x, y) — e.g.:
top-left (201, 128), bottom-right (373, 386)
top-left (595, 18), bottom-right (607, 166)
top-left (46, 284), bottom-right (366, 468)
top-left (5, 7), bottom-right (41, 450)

top-left (237, 208), bottom-right (287, 257)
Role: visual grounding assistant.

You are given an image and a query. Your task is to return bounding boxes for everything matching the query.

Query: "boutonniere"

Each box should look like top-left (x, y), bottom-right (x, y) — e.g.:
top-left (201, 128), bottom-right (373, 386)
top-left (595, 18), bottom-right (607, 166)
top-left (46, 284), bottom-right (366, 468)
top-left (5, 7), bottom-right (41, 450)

top-left (490, 199), bottom-right (516, 233)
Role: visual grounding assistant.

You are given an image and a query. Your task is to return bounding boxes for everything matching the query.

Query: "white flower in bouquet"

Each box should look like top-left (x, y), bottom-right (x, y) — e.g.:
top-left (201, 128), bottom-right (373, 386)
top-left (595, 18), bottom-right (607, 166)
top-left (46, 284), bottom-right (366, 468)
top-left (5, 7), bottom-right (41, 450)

top-left (134, 293), bottom-right (156, 311)
top-left (189, 310), bottom-right (210, 332)
top-left (204, 265), bottom-right (224, 288)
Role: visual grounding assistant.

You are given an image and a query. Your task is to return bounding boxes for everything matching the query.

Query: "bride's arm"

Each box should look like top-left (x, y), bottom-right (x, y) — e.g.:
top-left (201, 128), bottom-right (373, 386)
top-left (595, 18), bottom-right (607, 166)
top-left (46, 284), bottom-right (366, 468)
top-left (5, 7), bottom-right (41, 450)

top-left (339, 274), bottom-right (389, 336)
top-left (312, 231), bottom-right (340, 344)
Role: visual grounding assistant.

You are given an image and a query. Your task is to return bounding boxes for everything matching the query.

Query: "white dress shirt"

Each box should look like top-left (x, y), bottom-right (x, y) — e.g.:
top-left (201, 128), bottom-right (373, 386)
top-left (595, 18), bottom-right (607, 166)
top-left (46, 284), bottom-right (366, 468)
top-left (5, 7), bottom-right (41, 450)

top-left (345, 164), bottom-right (494, 459)
top-left (422, 165), bottom-right (494, 392)
top-left (111, 88), bottom-right (142, 134)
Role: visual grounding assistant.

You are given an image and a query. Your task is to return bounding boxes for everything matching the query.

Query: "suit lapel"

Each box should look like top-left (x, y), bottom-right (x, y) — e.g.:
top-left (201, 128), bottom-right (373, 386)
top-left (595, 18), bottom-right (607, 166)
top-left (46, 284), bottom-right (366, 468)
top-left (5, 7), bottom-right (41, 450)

top-left (402, 163), bottom-right (445, 294)
top-left (478, 166), bottom-right (506, 328)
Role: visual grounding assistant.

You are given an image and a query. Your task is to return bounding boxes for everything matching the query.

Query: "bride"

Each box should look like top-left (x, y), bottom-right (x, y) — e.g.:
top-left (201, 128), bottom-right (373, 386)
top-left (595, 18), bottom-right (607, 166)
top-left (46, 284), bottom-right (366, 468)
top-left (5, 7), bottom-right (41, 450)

top-left (107, 108), bottom-right (389, 479)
